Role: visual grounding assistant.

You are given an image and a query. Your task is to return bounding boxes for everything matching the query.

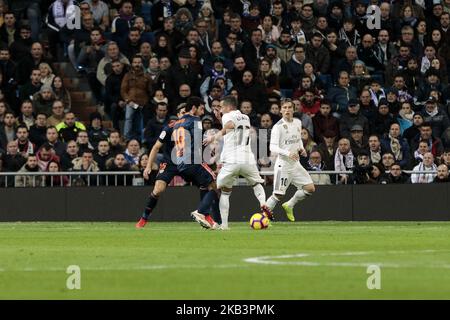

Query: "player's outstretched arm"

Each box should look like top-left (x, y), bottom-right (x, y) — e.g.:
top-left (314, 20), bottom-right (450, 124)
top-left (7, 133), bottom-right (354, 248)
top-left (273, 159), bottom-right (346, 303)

top-left (203, 121), bottom-right (235, 145)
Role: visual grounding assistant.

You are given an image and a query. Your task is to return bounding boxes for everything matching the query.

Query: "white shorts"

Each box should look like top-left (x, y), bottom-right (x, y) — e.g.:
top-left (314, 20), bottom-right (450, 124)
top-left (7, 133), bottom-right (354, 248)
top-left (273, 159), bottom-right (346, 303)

top-left (217, 163), bottom-right (264, 189)
top-left (273, 160), bottom-right (313, 195)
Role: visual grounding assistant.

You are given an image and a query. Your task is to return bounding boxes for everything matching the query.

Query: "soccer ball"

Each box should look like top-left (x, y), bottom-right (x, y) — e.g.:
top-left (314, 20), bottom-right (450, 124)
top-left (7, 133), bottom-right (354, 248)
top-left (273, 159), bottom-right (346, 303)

top-left (250, 213), bottom-right (269, 230)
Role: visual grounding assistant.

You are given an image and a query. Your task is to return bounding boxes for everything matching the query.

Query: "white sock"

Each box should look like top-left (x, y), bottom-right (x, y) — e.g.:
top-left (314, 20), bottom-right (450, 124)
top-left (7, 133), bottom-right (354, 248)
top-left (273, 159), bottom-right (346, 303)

top-left (252, 184), bottom-right (266, 207)
top-left (286, 190), bottom-right (310, 208)
top-left (219, 191), bottom-right (231, 227)
top-left (266, 195), bottom-right (279, 211)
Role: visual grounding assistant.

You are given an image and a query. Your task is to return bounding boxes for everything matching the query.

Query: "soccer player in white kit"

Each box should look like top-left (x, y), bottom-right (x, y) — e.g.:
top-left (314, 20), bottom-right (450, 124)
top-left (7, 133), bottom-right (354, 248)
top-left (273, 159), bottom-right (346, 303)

top-left (204, 96), bottom-right (267, 230)
top-left (266, 99), bottom-right (316, 221)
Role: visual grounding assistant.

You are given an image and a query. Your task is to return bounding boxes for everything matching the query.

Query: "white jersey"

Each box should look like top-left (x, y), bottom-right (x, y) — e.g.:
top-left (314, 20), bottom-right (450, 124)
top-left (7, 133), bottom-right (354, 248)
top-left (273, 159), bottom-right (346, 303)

top-left (220, 110), bottom-right (256, 164)
top-left (270, 117), bottom-right (304, 165)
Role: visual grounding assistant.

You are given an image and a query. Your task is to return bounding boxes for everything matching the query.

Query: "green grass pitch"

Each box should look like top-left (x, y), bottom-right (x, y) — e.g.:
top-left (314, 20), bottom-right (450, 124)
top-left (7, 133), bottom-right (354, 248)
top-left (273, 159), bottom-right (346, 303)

top-left (1, 221), bottom-right (450, 299)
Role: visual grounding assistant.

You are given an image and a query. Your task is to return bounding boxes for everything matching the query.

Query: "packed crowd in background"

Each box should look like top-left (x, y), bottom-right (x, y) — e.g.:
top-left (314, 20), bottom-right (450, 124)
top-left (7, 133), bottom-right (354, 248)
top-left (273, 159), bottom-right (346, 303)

top-left (0, 0), bottom-right (450, 187)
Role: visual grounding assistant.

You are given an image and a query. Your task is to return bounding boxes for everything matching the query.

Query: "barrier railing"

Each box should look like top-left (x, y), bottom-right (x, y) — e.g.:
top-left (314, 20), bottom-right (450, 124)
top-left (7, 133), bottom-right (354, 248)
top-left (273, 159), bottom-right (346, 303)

top-left (0, 170), bottom-right (437, 187)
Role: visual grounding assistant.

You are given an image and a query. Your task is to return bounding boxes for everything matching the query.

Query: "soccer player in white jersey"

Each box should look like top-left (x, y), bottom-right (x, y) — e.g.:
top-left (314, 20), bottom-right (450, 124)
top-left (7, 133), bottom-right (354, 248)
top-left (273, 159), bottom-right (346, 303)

top-left (204, 96), bottom-right (268, 230)
top-left (266, 99), bottom-right (316, 221)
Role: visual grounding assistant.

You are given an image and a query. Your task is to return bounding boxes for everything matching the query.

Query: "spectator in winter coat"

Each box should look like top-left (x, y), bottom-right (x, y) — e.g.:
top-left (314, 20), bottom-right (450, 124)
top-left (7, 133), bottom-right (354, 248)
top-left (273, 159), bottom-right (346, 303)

top-left (339, 99), bottom-right (370, 138)
top-left (381, 123), bottom-right (411, 169)
top-left (14, 154), bottom-right (44, 187)
top-left (326, 71), bottom-right (358, 116)
top-left (420, 97), bottom-right (450, 140)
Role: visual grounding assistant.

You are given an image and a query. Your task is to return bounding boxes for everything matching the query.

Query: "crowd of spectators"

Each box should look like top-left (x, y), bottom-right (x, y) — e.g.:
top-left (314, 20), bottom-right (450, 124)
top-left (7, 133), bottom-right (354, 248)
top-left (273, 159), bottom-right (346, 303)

top-left (1, 0), bottom-right (450, 187)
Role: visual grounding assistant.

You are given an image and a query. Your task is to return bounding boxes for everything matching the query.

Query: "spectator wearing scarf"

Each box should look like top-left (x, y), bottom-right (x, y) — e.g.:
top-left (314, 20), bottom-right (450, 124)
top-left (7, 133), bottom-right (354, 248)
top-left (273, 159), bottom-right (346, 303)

top-left (411, 152), bottom-right (437, 183)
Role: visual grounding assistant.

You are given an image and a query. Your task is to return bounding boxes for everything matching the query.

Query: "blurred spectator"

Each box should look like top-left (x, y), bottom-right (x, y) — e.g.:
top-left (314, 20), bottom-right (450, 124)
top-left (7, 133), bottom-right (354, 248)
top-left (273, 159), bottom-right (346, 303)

top-left (29, 112), bottom-right (48, 148)
top-left (51, 76), bottom-right (71, 112)
top-left (3, 140), bottom-right (26, 173)
top-left (368, 134), bottom-right (383, 165)
top-left (434, 164), bottom-right (450, 183)
top-left (350, 151), bottom-right (373, 185)
top-left (301, 127), bottom-right (316, 155)
top-left (381, 123), bottom-right (411, 169)
top-left (15, 125), bottom-right (36, 158)
top-left (371, 99), bottom-right (395, 138)
top-left (17, 42), bottom-right (49, 86)
top-left (421, 97), bottom-right (450, 140)
top-left (111, 1), bottom-right (137, 47)
top-left (39, 62), bottom-right (55, 87)
top-left (47, 100), bottom-right (65, 127)
top-left (60, 140), bottom-right (79, 170)
top-left (17, 100), bottom-right (35, 129)
top-left (386, 163), bottom-right (409, 184)
top-left (45, 126), bottom-right (65, 156)
top-left (121, 55), bottom-right (153, 140)
top-left (32, 85), bottom-right (56, 117)
top-left (381, 151), bottom-right (396, 171)
top-left (9, 24), bottom-right (32, 62)
top-left (339, 99), bottom-right (369, 138)
top-left (106, 152), bottom-right (137, 186)
top-left (410, 122), bottom-right (444, 159)
top-left (441, 149), bottom-right (450, 169)
top-left (292, 98), bottom-right (314, 136)
top-left (306, 150), bottom-right (331, 185)
top-left (109, 129), bottom-right (125, 156)
top-left (45, 160), bottom-right (69, 187)
top-left (165, 46), bottom-right (199, 101)
top-left (87, 112), bottom-right (109, 149)
top-left (239, 100), bottom-right (258, 128)
top-left (93, 138), bottom-right (112, 171)
top-left (76, 130), bottom-right (94, 155)
top-left (349, 124), bottom-right (369, 157)
top-left (72, 149), bottom-right (99, 172)
top-left (18, 67), bottom-right (41, 103)
top-left (316, 130), bottom-right (338, 170)
top-left (0, 111), bottom-right (16, 150)
top-left (96, 41), bottom-right (129, 89)
top-left (326, 71), bottom-right (357, 116)
top-left (84, 0), bottom-right (110, 31)
top-left (14, 153), bottom-right (44, 187)
top-left (105, 60), bottom-right (127, 130)
top-left (411, 152), bottom-right (437, 183)
top-left (404, 113), bottom-right (424, 145)
top-left (334, 137), bottom-right (354, 184)
top-left (36, 143), bottom-right (59, 171)
top-left (124, 139), bottom-right (141, 165)
top-left (397, 101), bottom-right (414, 135)
top-left (56, 112), bottom-right (87, 143)
top-left (312, 100), bottom-right (339, 140)
top-left (412, 140), bottom-right (429, 166)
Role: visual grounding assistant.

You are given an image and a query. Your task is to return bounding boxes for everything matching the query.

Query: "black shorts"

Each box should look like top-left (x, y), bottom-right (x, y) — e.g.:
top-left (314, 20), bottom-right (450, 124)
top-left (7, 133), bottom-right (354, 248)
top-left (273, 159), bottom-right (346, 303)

top-left (179, 164), bottom-right (215, 188)
top-left (156, 163), bottom-right (180, 184)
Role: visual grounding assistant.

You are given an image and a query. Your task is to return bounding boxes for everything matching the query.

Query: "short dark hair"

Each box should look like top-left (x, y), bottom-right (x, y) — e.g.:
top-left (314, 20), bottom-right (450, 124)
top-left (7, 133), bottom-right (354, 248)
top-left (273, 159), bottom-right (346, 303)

top-left (156, 102), bottom-right (168, 109)
top-left (186, 96), bottom-right (204, 111)
top-left (82, 149), bottom-right (94, 155)
top-left (222, 95), bottom-right (238, 109)
top-left (16, 125), bottom-right (28, 133)
top-left (40, 143), bottom-right (54, 152)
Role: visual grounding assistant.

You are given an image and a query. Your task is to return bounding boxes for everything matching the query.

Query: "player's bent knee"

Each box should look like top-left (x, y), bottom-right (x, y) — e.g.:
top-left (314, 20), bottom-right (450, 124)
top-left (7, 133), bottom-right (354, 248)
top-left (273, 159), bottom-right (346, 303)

top-left (153, 181), bottom-right (167, 195)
